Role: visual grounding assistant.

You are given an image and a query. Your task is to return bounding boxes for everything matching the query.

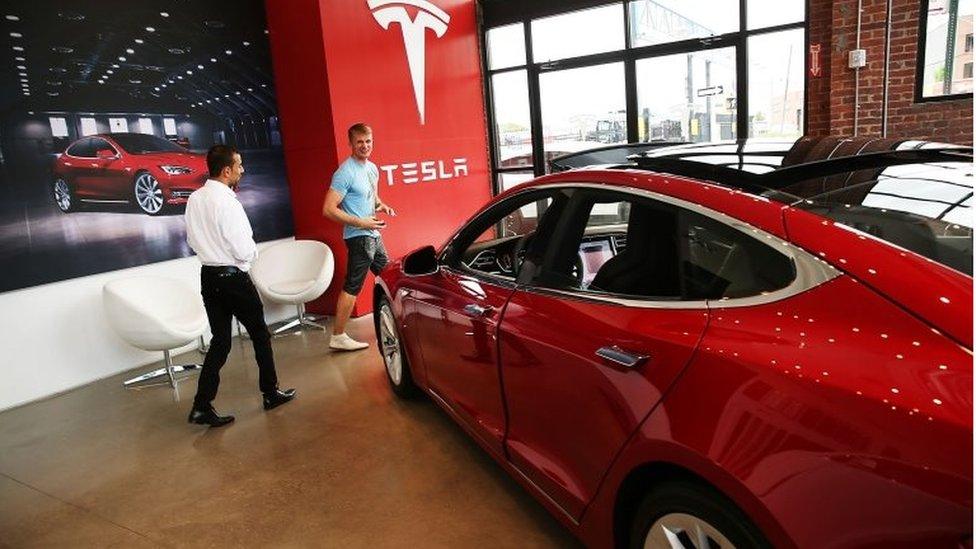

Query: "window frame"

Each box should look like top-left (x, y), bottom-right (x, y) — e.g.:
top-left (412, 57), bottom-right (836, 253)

top-left (514, 182), bottom-right (836, 309)
top-left (915, 0), bottom-right (974, 103)
top-left (481, 0), bottom-right (809, 192)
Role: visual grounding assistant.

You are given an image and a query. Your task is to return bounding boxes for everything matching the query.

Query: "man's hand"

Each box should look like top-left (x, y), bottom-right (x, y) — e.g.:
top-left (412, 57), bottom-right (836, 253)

top-left (357, 216), bottom-right (387, 230)
top-left (376, 203), bottom-right (397, 216)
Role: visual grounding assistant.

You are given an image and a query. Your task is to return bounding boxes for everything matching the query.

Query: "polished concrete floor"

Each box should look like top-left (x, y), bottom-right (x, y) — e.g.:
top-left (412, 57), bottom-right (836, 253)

top-left (0, 316), bottom-right (581, 548)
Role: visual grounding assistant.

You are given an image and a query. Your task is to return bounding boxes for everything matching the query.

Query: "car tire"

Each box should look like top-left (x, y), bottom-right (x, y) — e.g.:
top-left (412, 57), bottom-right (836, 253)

top-left (375, 295), bottom-right (420, 399)
top-left (53, 177), bottom-right (79, 213)
top-left (133, 171), bottom-right (166, 215)
top-left (629, 479), bottom-right (771, 549)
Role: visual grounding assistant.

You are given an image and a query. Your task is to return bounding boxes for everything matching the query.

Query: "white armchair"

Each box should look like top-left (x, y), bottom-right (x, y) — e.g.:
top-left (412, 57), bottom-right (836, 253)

top-left (250, 240), bottom-right (334, 336)
top-left (103, 276), bottom-right (208, 388)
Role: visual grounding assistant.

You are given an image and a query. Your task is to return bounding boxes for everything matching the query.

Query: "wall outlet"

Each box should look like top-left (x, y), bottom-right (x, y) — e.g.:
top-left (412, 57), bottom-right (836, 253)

top-left (848, 49), bottom-right (867, 68)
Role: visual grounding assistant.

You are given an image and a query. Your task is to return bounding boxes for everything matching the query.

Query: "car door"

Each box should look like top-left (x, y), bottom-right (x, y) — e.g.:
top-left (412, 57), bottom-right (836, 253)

top-left (63, 138), bottom-right (96, 197)
top-left (407, 187), bottom-right (571, 456)
top-left (498, 187), bottom-right (710, 520)
top-left (86, 138), bottom-right (129, 199)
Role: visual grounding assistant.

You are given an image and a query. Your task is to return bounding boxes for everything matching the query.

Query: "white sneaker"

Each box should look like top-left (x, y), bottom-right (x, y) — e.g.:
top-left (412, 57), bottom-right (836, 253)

top-left (330, 333), bottom-right (369, 351)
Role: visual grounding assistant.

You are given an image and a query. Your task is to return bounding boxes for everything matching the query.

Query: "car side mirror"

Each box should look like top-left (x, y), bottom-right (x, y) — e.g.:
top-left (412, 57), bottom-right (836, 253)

top-left (403, 245), bottom-right (438, 276)
top-left (96, 149), bottom-right (116, 160)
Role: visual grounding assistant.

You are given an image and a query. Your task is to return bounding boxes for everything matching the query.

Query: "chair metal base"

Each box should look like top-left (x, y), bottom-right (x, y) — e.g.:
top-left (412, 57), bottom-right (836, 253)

top-left (123, 349), bottom-right (201, 389)
top-left (271, 304), bottom-right (328, 337)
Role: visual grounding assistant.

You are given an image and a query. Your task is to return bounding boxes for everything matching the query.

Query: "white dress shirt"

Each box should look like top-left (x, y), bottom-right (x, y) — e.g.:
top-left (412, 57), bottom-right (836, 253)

top-left (185, 179), bottom-right (258, 271)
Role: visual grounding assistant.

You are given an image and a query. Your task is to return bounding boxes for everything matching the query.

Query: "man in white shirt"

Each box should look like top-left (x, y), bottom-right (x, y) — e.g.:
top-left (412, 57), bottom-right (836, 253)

top-left (184, 145), bottom-right (295, 427)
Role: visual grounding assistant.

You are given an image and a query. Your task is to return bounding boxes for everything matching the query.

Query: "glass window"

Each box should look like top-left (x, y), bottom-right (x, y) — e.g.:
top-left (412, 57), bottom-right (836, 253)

top-left (65, 138), bottom-right (93, 158)
top-left (138, 117), bottom-right (153, 135)
top-left (498, 171), bottom-right (534, 193)
top-left (539, 62), bottom-right (626, 165)
top-left (109, 117), bottom-right (127, 133)
top-left (920, 0), bottom-right (975, 98)
top-left (487, 23), bottom-right (526, 70)
top-left (163, 117), bottom-right (177, 136)
top-left (49, 117), bottom-right (68, 138)
top-left (111, 133), bottom-right (184, 153)
top-left (455, 189), bottom-right (570, 279)
top-left (492, 71), bottom-right (532, 169)
top-left (748, 0), bottom-right (804, 29)
top-left (680, 211), bottom-right (795, 299)
top-left (80, 117), bottom-right (97, 136)
top-left (531, 4), bottom-right (624, 63)
top-left (90, 137), bottom-right (116, 156)
top-left (629, 0), bottom-right (738, 47)
top-left (636, 48), bottom-right (736, 142)
top-left (748, 28), bottom-right (805, 139)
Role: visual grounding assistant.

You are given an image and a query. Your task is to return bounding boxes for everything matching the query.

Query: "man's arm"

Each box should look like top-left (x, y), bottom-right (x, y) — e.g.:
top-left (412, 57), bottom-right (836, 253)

top-left (322, 188), bottom-right (385, 229)
top-left (219, 202), bottom-right (258, 263)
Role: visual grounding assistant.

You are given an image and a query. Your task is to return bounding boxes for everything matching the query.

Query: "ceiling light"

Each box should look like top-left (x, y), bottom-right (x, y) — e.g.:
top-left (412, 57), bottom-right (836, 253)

top-left (264, 29), bottom-right (269, 34)
top-left (176, 75), bottom-right (183, 79)
top-left (197, 64), bottom-right (204, 69)
top-left (210, 57), bottom-right (217, 63)
top-left (224, 94), bottom-right (229, 97)
top-left (260, 83), bottom-right (267, 87)
top-left (186, 69), bottom-right (192, 74)
top-left (161, 84), bottom-right (167, 88)
top-left (160, 11), bottom-right (169, 17)
top-left (224, 49), bottom-right (232, 55)
top-left (22, 91), bottom-right (29, 95)
top-left (13, 46), bottom-right (24, 51)
top-left (154, 87), bottom-right (160, 91)
top-left (98, 80), bottom-right (104, 84)
top-left (235, 91), bottom-right (241, 94)
top-left (247, 87), bottom-right (253, 92)
top-left (242, 41), bottom-right (250, 46)
top-left (19, 78), bottom-right (27, 82)
top-left (129, 79), bottom-right (141, 84)
top-left (126, 48), bottom-right (134, 54)
top-left (206, 100), bottom-right (211, 103)
top-left (47, 91), bottom-right (58, 96)
top-left (145, 26), bottom-right (155, 32)
top-left (106, 70), bottom-right (114, 74)
top-left (111, 64), bottom-right (119, 68)
top-left (18, 72), bottom-right (26, 77)
top-left (16, 65), bottom-right (25, 70)
top-left (15, 56), bottom-right (24, 61)
top-left (118, 56), bottom-right (126, 61)
top-left (134, 38), bottom-right (144, 44)
top-left (6, 15), bottom-right (20, 21)
top-left (10, 32), bottom-right (23, 38)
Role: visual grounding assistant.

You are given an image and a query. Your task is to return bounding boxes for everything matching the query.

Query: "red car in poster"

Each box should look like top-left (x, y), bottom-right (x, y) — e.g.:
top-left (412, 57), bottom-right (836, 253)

top-left (373, 137), bottom-right (973, 548)
top-left (52, 133), bottom-right (208, 215)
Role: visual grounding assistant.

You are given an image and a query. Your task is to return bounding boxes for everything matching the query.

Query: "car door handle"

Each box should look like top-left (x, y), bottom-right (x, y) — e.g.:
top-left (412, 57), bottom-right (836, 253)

top-left (463, 304), bottom-right (491, 317)
top-left (595, 346), bottom-right (649, 368)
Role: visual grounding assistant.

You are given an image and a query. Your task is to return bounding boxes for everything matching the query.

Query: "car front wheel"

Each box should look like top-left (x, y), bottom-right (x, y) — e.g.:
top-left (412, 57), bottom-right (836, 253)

top-left (53, 177), bottom-right (77, 212)
top-left (134, 172), bottom-right (165, 215)
top-left (630, 480), bottom-right (770, 549)
top-left (376, 296), bottom-right (419, 398)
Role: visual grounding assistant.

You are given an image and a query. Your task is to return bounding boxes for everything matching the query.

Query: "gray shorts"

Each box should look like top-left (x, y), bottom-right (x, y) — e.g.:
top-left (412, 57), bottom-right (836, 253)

top-left (343, 235), bottom-right (389, 295)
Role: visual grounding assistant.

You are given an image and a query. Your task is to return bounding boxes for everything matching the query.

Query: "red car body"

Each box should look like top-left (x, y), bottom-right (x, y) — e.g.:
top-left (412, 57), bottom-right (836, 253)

top-left (374, 139), bottom-right (972, 548)
top-left (52, 132), bottom-right (207, 215)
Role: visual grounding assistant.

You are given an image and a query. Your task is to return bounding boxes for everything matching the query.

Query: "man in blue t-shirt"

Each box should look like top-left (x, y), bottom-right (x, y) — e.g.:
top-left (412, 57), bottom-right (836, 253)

top-left (322, 123), bottom-right (396, 351)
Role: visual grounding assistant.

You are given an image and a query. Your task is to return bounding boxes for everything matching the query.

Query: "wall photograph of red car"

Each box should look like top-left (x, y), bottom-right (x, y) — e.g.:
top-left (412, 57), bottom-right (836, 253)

top-left (52, 132), bottom-right (208, 215)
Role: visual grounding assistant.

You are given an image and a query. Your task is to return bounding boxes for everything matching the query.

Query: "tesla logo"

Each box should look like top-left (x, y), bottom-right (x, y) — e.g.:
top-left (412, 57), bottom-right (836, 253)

top-left (368, 0), bottom-right (450, 124)
top-left (379, 158), bottom-right (468, 186)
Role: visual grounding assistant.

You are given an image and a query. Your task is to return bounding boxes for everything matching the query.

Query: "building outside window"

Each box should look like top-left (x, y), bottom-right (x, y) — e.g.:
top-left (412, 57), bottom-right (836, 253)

top-left (919, 0), bottom-right (974, 98)
top-left (483, 0), bottom-right (806, 191)
top-left (80, 117), bottom-right (97, 136)
top-left (163, 117), bottom-right (177, 136)
top-left (49, 117), bottom-right (68, 138)
top-left (138, 117), bottom-right (154, 135)
top-left (109, 118), bottom-right (127, 133)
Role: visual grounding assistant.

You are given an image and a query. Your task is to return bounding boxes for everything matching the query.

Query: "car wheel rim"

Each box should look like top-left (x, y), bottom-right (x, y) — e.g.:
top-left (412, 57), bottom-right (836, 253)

top-left (135, 173), bottom-right (163, 213)
top-left (54, 179), bottom-right (71, 211)
top-left (645, 513), bottom-right (735, 549)
top-left (379, 303), bottom-right (402, 385)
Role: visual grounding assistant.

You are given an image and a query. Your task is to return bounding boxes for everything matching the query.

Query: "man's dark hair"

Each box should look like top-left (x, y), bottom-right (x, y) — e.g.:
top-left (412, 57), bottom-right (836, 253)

top-left (207, 145), bottom-right (239, 177)
top-left (347, 123), bottom-right (372, 142)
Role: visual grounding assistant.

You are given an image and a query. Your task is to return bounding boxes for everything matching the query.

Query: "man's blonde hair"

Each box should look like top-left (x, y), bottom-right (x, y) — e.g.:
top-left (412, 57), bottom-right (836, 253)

top-left (348, 123), bottom-right (372, 142)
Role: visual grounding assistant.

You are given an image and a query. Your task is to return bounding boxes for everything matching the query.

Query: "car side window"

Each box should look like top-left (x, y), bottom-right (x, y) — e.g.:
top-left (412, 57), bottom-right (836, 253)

top-left (447, 189), bottom-right (570, 281)
top-left (66, 138), bottom-right (93, 158)
top-left (679, 210), bottom-right (795, 300)
top-left (533, 191), bottom-right (682, 299)
top-left (90, 138), bottom-right (116, 156)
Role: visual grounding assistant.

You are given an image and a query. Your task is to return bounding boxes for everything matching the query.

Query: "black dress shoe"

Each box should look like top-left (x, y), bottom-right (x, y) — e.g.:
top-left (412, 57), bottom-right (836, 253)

top-left (187, 406), bottom-right (235, 427)
top-left (263, 388), bottom-right (296, 410)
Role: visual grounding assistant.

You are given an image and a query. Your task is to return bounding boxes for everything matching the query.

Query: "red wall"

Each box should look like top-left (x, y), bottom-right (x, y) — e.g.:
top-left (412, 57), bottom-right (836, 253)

top-left (266, 0), bottom-right (491, 316)
top-left (807, 0), bottom-right (973, 143)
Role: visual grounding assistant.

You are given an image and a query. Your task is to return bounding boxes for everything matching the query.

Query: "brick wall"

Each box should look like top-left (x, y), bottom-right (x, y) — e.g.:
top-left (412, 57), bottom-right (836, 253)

top-left (807, 0), bottom-right (973, 144)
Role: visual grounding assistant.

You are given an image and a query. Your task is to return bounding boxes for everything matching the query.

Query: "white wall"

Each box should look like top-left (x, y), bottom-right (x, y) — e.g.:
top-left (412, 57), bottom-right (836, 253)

top-left (0, 238), bottom-right (296, 412)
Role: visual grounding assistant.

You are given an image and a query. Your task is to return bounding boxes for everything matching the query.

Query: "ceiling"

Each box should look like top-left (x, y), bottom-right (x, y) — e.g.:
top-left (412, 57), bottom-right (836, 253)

top-left (0, 0), bottom-right (278, 119)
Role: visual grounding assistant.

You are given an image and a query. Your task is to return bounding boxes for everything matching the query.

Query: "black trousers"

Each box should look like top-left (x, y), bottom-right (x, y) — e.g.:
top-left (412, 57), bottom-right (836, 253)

top-left (193, 266), bottom-right (278, 408)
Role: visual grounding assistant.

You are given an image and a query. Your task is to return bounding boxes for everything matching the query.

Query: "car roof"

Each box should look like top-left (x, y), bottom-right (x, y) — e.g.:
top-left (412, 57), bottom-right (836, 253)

top-left (550, 136), bottom-right (973, 202)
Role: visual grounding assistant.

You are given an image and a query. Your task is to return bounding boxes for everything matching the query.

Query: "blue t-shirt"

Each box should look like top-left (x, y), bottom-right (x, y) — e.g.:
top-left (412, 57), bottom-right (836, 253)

top-left (330, 156), bottom-right (379, 239)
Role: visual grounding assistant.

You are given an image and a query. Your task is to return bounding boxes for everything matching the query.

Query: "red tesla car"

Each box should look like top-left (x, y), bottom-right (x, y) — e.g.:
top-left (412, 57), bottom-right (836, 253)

top-left (52, 133), bottom-right (207, 215)
top-left (373, 137), bottom-right (973, 548)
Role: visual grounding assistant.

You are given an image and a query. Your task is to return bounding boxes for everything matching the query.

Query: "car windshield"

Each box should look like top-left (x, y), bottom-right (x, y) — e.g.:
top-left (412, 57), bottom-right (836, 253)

top-left (791, 161), bottom-right (973, 276)
top-left (110, 133), bottom-right (185, 154)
